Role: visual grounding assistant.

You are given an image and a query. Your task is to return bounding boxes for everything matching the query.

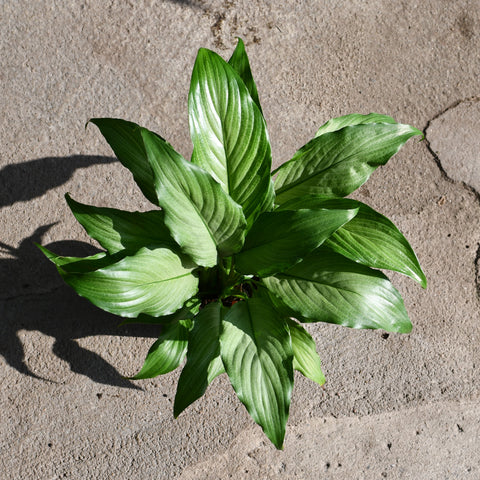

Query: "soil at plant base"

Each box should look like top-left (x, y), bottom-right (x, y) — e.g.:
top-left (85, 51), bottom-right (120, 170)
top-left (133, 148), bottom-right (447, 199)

top-left (1, 1), bottom-right (479, 478)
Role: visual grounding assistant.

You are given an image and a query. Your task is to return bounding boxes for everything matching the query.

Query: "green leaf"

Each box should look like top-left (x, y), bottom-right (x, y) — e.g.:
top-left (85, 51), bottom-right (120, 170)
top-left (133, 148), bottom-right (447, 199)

top-left (119, 297), bottom-right (201, 326)
top-left (314, 113), bottom-right (396, 137)
top-left (207, 355), bottom-right (226, 384)
top-left (234, 207), bottom-right (358, 276)
top-left (37, 244), bottom-right (109, 270)
top-left (189, 48), bottom-right (272, 222)
top-left (278, 195), bottom-right (426, 288)
top-left (274, 122), bottom-right (422, 204)
top-left (41, 245), bottom-right (198, 318)
top-left (253, 177), bottom-right (276, 228)
top-left (228, 38), bottom-right (263, 114)
top-left (287, 319), bottom-right (325, 386)
top-left (252, 283), bottom-right (295, 317)
top-left (263, 247), bottom-right (412, 333)
top-left (141, 128), bottom-right (246, 267)
top-left (88, 118), bottom-right (158, 205)
top-left (220, 298), bottom-right (293, 449)
top-left (174, 302), bottom-right (224, 417)
top-left (65, 194), bottom-right (177, 254)
top-left (131, 320), bottom-right (191, 379)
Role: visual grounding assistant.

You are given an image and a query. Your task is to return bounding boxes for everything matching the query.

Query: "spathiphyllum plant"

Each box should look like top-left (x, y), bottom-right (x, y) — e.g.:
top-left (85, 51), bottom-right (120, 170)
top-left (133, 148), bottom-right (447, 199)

top-left (40, 39), bottom-right (426, 449)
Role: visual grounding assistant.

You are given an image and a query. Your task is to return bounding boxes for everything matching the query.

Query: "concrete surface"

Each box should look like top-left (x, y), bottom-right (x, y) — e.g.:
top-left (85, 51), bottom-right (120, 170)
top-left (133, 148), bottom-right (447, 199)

top-left (1, 1), bottom-right (479, 478)
top-left (427, 98), bottom-right (480, 193)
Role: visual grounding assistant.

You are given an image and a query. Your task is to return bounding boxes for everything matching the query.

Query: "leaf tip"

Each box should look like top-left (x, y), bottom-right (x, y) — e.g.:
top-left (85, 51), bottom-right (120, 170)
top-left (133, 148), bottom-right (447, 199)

top-left (348, 206), bottom-right (360, 222)
top-left (85, 117), bottom-right (102, 131)
top-left (316, 376), bottom-right (326, 387)
top-left (173, 401), bottom-right (185, 419)
top-left (404, 124), bottom-right (424, 141)
top-left (397, 319), bottom-right (413, 334)
top-left (272, 437), bottom-right (285, 450)
top-left (413, 263), bottom-right (427, 289)
top-left (413, 126), bottom-right (424, 139)
top-left (196, 47), bottom-right (211, 60)
top-left (234, 36), bottom-right (245, 48)
top-left (36, 243), bottom-right (53, 259)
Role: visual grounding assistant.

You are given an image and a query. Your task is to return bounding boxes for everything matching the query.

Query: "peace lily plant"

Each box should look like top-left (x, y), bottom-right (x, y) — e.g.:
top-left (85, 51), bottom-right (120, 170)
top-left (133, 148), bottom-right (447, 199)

top-left (40, 39), bottom-right (425, 449)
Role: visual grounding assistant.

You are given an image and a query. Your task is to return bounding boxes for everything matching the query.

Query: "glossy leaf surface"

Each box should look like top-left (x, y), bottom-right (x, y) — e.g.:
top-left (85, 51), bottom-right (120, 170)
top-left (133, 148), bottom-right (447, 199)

top-left (263, 247), bottom-right (412, 333)
top-left (189, 48), bottom-right (272, 222)
top-left (38, 245), bottom-right (109, 270)
top-left (142, 128), bottom-right (246, 267)
top-left (314, 112), bottom-right (395, 137)
top-left (174, 302), bottom-right (224, 417)
top-left (287, 319), bottom-right (325, 386)
top-left (278, 195), bottom-right (426, 288)
top-left (65, 194), bottom-right (176, 254)
top-left (234, 207), bottom-right (358, 276)
top-left (42, 246), bottom-right (198, 318)
top-left (274, 122), bottom-right (422, 204)
top-left (220, 299), bottom-right (293, 449)
top-left (132, 320), bottom-right (191, 379)
top-left (120, 297), bottom-right (201, 326)
top-left (228, 38), bottom-right (262, 114)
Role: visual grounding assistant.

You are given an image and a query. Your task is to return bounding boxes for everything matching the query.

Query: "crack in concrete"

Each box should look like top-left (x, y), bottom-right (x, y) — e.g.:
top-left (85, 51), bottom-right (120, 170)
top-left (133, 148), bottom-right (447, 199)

top-left (423, 95), bottom-right (480, 202)
top-left (424, 96), bottom-right (480, 302)
top-left (425, 95), bottom-right (480, 126)
top-left (475, 244), bottom-right (480, 302)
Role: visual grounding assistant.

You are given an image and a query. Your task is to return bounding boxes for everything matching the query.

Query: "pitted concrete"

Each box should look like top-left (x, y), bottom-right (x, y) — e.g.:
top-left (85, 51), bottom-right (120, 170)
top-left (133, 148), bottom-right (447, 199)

top-left (1, 1), bottom-right (479, 478)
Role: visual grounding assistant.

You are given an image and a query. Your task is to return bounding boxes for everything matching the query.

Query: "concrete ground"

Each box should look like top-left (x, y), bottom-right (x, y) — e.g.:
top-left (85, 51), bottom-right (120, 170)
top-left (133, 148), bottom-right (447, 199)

top-left (1, 1), bottom-right (479, 478)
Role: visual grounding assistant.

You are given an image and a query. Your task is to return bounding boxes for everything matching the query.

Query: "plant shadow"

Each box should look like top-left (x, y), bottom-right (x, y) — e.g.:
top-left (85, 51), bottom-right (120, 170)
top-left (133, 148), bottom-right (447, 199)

top-left (1, 226), bottom-right (163, 389)
top-left (1, 154), bottom-right (163, 389)
top-left (0, 155), bottom-right (114, 207)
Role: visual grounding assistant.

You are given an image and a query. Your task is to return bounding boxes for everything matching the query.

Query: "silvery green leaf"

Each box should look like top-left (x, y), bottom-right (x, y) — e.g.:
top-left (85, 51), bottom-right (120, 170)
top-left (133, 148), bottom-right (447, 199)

top-left (39, 245), bottom-right (198, 318)
top-left (220, 298), bottom-right (293, 449)
top-left (235, 207), bottom-right (357, 276)
top-left (314, 112), bottom-right (396, 137)
top-left (189, 48), bottom-right (272, 223)
top-left (228, 38), bottom-right (263, 114)
top-left (131, 320), bottom-right (192, 379)
top-left (278, 195), bottom-right (426, 288)
top-left (263, 247), bottom-right (412, 333)
top-left (142, 128), bottom-right (246, 267)
top-left (287, 319), bottom-right (325, 386)
top-left (89, 118), bottom-right (158, 205)
top-left (274, 122), bottom-right (422, 203)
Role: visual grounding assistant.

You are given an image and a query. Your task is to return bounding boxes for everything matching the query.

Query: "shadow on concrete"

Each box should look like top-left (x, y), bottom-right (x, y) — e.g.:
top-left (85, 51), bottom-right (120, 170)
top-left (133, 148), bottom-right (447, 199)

top-left (0, 155), bottom-right (115, 207)
top-left (0, 224), bottom-right (162, 389)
